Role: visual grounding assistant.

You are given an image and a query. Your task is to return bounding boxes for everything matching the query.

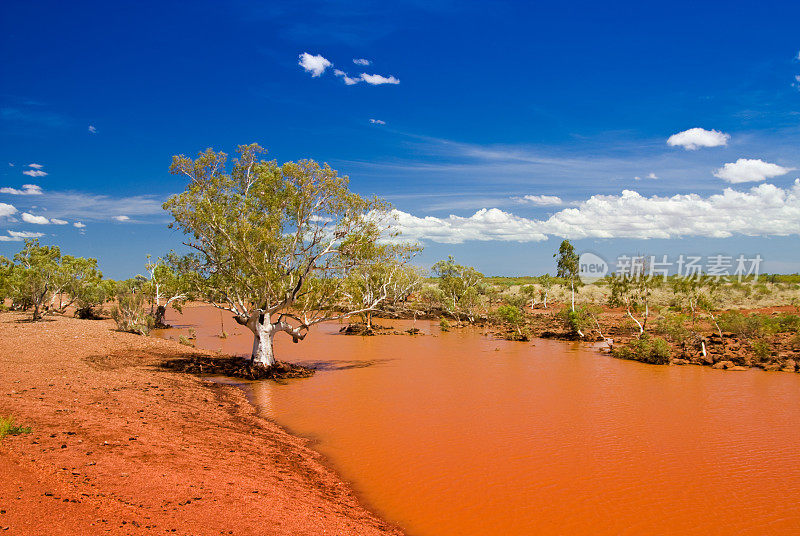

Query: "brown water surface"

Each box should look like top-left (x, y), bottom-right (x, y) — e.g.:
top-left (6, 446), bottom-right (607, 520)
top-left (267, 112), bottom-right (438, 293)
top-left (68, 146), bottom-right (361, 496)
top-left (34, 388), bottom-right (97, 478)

top-left (157, 306), bottom-right (800, 535)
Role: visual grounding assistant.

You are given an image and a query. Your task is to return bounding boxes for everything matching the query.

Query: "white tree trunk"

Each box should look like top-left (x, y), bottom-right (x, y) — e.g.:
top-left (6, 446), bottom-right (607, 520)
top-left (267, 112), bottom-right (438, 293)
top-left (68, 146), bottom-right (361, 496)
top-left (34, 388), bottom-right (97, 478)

top-left (570, 281), bottom-right (575, 312)
top-left (252, 320), bottom-right (277, 368)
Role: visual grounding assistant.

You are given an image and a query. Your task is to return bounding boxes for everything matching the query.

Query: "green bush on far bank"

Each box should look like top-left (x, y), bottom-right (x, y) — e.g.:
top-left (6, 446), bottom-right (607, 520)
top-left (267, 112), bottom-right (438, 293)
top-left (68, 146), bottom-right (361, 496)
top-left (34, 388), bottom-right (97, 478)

top-left (613, 334), bottom-right (671, 365)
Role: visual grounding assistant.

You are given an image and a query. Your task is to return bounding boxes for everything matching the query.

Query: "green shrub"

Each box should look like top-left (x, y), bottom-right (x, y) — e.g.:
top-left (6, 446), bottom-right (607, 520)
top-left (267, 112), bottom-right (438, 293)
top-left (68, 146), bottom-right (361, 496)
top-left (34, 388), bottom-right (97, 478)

top-left (0, 415), bottom-right (32, 439)
top-left (559, 306), bottom-right (592, 336)
top-left (613, 334), bottom-right (672, 365)
top-left (439, 317), bottom-right (451, 332)
top-left (751, 340), bottom-right (771, 361)
top-left (653, 312), bottom-right (690, 344)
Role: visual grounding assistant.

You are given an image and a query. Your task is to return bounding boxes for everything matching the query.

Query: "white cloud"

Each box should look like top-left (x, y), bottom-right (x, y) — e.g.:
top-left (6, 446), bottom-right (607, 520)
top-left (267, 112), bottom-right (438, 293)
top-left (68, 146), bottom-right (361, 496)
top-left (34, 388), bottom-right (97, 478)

top-left (360, 73), bottom-right (400, 85)
top-left (514, 194), bottom-right (563, 206)
top-left (22, 169), bottom-right (47, 178)
top-left (50, 218), bottom-right (68, 225)
top-left (73, 221), bottom-right (86, 228)
top-left (667, 128), bottom-right (730, 150)
top-left (8, 163), bottom-right (14, 167)
top-left (390, 181), bottom-right (800, 243)
top-left (0, 202), bottom-right (18, 217)
top-left (0, 230), bottom-right (45, 242)
top-left (713, 158), bottom-right (792, 183)
top-left (298, 52), bottom-right (332, 77)
top-left (27, 163), bottom-right (44, 169)
top-left (634, 173), bottom-right (658, 181)
top-left (353, 58), bottom-right (371, 66)
top-left (88, 125), bottom-right (97, 134)
top-left (114, 215), bottom-right (130, 222)
top-left (0, 184), bottom-right (43, 195)
top-left (369, 118), bottom-right (386, 125)
top-left (334, 69), bottom-right (361, 85)
top-left (21, 212), bottom-right (50, 225)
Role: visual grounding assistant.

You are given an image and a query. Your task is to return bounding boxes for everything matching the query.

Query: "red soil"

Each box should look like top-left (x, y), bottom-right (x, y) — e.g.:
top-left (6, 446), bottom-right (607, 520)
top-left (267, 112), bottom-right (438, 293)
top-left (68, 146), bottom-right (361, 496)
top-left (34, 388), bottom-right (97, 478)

top-left (0, 312), bottom-right (402, 535)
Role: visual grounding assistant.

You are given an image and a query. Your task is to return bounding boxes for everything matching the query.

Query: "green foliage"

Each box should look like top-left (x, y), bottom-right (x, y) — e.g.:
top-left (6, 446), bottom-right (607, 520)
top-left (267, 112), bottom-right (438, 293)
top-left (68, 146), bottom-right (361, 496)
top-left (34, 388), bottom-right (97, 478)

top-left (0, 415), bottom-right (32, 439)
top-left (439, 317), bottom-right (451, 332)
top-left (717, 311), bottom-right (769, 339)
top-left (751, 339), bottom-right (771, 361)
top-left (559, 306), bottom-right (592, 336)
top-left (110, 287), bottom-right (154, 335)
top-left (614, 334), bottom-right (672, 365)
top-left (494, 304), bottom-right (524, 326)
top-left (432, 256), bottom-right (483, 321)
top-left (653, 312), bottom-right (691, 344)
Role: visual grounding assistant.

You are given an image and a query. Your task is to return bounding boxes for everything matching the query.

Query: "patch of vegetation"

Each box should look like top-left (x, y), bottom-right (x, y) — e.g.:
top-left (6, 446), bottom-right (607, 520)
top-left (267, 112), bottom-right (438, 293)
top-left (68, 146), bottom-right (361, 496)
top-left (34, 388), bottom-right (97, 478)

top-left (613, 334), bottom-right (672, 365)
top-left (751, 339), bottom-right (772, 361)
top-left (0, 415), bottom-right (32, 439)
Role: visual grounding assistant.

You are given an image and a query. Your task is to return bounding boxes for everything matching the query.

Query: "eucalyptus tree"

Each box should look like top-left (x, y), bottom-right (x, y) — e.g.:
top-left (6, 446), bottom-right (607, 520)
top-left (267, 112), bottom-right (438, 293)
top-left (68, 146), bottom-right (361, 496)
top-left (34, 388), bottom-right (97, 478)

top-left (431, 256), bottom-right (483, 322)
top-left (164, 143), bottom-right (410, 368)
top-left (554, 240), bottom-right (580, 312)
top-left (13, 240), bottom-right (61, 320)
top-left (345, 256), bottom-right (421, 329)
top-left (145, 253), bottom-right (194, 328)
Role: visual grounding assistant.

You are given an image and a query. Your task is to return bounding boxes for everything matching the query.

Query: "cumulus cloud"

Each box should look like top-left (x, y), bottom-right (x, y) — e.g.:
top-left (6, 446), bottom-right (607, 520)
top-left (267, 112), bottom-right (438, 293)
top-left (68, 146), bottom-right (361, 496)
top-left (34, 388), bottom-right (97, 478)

top-left (114, 215), bottom-right (130, 222)
top-left (334, 69), bottom-right (361, 85)
top-left (298, 52), bottom-right (332, 77)
top-left (713, 158), bottom-right (792, 183)
top-left (667, 128), bottom-right (730, 150)
top-left (0, 202), bottom-right (18, 217)
top-left (360, 73), bottom-right (400, 85)
top-left (353, 58), bottom-right (371, 66)
top-left (389, 181), bottom-right (800, 243)
top-left (514, 194), bottom-right (563, 206)
top-left (0, 230), bottom-right (45, 242)
top-left (0, 184), bottom-right (43, 195)
top-left (21, 212), bottom-right (50, 225)
top-left (23, 169), bottom-right (47, 178)
top-left (88, 125), bottom-right (97, 134)
top-left (50, 218), bottom-right (68, 225)
top-left (73, 221), bottom-right (86, 228)
top-left (369, 118), bottom-right (386, 125)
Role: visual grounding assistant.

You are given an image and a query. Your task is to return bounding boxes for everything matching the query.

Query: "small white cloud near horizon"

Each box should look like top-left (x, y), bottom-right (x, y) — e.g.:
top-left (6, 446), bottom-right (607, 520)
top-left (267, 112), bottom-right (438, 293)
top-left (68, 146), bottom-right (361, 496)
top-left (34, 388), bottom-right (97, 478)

top-left (73, 221), bottom-right (86, 228)
top-left (298, 52), bottom-right (332, 77)
top-left (21, 212), bottom-right (50, 225)
top-left (360, 73), bottom-right (400, 85)
top-left (369, 118), bottom-right (386, 125)
top-left (515, 194), bottom-right (563, 206)
top-left (334, 69), bottom-right (361, 85)
top-left (713, 158), bottom-right (792, 183)
top-left (353, 58), bottom-right (371, 66)
top-left (667, 128), bottom-right (730, 150)
top-left (88, 125), bottom-right (97, 134)
top-left (114, 215), bottom-right (130, 222)
top-left (0, 184), bottom-right (43, 195)
top-left (634, 173), bottom-right (658, 181)
top-left (50, 218), bottom-right (68, 225)
top-left (0, 230), bottom-right (45, 242)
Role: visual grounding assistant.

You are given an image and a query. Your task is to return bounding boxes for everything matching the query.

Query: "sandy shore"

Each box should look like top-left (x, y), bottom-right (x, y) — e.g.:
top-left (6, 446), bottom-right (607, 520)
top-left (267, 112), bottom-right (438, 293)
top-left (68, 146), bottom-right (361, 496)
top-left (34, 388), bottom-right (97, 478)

top-left (0, 312), bottom-right (402, 535)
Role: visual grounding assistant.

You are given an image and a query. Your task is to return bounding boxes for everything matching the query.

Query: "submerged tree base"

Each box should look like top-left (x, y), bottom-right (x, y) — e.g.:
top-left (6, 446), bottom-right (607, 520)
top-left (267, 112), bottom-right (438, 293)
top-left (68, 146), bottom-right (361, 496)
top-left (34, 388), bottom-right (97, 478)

top-left (163, 354), bottom-right (315, 380)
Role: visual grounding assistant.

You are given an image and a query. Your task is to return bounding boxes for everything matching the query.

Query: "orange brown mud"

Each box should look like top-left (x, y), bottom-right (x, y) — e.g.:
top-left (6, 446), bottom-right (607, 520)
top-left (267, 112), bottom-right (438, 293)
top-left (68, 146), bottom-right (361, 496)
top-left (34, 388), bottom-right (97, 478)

top-left (0, 312), bottom-right (402, 535)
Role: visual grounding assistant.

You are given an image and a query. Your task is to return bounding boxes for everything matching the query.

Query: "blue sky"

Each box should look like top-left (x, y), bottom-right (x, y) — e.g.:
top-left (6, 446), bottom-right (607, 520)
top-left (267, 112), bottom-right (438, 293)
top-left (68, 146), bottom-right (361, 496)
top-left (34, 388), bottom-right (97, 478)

top-left (2, 0), bottom-right (800, 278)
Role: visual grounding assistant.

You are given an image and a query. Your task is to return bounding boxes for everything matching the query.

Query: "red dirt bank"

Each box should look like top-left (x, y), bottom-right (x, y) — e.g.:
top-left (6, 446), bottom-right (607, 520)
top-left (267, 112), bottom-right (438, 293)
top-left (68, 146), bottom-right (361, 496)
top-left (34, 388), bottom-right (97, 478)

top-left (0, 313), bottom-right (402, 535)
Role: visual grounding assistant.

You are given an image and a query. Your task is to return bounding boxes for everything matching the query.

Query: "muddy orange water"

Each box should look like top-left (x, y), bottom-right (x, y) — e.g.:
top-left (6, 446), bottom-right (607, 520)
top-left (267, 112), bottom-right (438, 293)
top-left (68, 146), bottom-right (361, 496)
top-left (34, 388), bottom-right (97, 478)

top-left (156, 306), bottom-right (800, 535)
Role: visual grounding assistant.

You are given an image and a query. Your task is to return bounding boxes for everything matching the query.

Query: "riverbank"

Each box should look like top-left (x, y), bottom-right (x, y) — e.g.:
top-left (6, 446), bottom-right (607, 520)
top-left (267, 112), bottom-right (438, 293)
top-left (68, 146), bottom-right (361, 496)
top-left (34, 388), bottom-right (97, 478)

top-left (0, 312), bottom-right (402, 535)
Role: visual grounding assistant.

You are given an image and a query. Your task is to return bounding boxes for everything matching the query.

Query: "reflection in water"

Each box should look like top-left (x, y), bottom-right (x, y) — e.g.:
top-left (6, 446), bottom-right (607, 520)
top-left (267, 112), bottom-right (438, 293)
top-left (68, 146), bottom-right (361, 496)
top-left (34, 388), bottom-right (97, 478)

top-left (157, 306), bottom-right (800, 536)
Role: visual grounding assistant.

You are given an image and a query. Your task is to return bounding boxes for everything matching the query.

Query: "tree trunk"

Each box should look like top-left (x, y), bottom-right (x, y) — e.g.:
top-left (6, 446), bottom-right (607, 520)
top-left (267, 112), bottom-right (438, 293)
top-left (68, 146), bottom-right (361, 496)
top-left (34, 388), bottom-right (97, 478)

top-left (365, 310), bottom-right (373, 330)
top-left (154, 305), bottom-right (168, 328)
top-left (252, 320), bottom-right (277, 368)
top-left (570, 281), bottom-right (575, 312)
